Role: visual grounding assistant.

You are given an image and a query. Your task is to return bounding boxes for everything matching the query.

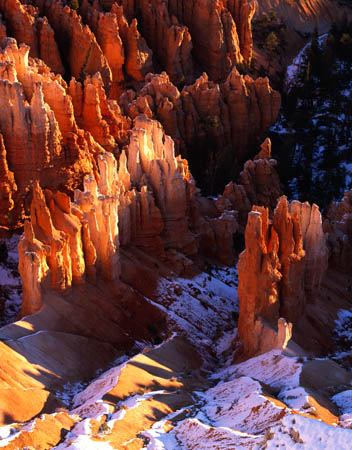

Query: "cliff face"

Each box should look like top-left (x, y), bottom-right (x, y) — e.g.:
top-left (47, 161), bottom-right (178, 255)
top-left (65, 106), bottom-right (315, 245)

top-left (221, 137), bottom-right (282, 228)
top-left (18, 115), bottom-right (242, 314)
top-left (0, 134), bottom-right (17, 227)
top-left (237, 196), bottom-right (328, 357)
top-left (23, 0), bottom-right (255, 86)
top-left (105, 0), bottom-right (255, 83)
top-left (253, 0), bottom-right (352, 35)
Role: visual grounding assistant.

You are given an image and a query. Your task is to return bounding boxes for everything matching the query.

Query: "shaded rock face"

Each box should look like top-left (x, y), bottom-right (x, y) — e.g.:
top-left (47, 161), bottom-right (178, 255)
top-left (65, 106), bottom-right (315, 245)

top-left (253, 0), bottom-right (351, 36)
top-left (237, 196), bottom-right (328, 357)
top-left (98, 0), bottom-right (255, 83)
top-left (324, 191), bottom-right (352, 275)
top-left (0, 0), bottom-right (64, 73)
top-left (0, 133), bottom-right (17, 227)
top-left (26, 0), bottom-right (254, 86)
top-left (221, 137), bottom-right (282, 229)
top-left (120, 70), bottom-right (280, 193)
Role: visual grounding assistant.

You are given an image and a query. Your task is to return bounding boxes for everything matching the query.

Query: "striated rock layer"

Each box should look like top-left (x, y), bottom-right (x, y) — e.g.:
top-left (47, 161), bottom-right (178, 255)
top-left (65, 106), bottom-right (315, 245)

top-left (237, 196), bottom-right (328, 357)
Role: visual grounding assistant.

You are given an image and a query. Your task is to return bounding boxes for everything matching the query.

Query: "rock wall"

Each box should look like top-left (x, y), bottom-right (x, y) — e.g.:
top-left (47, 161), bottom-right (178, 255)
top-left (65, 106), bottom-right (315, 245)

top-left (237, 196), bottom-right (328, 357)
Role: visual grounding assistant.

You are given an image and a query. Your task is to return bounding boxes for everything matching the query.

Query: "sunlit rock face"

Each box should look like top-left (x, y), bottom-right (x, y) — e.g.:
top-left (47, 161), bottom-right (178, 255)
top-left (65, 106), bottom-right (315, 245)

top-left (18, 115), bottom-right (243, 315)
top-left (0, 37), bottom-right (134, 228)
top-left (19, 156), bottom-right (120, 316)
top-left (237, 196), bottom-right (328, 357)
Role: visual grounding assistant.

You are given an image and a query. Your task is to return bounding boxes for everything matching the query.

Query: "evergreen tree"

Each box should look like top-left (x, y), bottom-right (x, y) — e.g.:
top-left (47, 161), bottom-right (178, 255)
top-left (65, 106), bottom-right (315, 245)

top-left (69, 0), bottom-right (79, 10)
top-left (264, 32), bottom-right (279, 70)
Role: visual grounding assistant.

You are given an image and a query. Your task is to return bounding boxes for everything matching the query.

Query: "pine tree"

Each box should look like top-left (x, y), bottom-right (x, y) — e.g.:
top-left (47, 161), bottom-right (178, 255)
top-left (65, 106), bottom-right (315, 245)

top-left (69, 0), bottom-right (79, 10)
top-left (264, 32), bottom-right (279, 71)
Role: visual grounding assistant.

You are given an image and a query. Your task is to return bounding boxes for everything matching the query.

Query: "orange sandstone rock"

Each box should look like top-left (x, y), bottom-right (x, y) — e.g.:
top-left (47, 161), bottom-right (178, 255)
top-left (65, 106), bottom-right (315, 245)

top-left (33, 0), bottom-right (112, 87)
top-left (237, 196), bottom-right (328, 357)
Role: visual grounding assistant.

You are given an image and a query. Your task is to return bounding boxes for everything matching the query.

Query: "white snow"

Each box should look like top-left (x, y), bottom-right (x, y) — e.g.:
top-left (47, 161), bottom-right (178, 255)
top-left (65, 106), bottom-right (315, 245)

top-left (216, 350), bottom-right (302, 391)
top-left (174, 418), bottom-right (262, 449)
top-left (266, 413), bottom-right (352, 449)
top-left (278, 386), bottom-right (311, 411)
top-left (53, 434), bottom-right (114, 450)
top-left (332, 390), bottom-right (352, 414)
top-left (72, 361), bottom-right (127, 410)
top-left (333, 309), bottom-right (352, 355)
top-left (200, 376), bottom-right (286, 434)
top-left (148, 267), bottom-right (238, 360)
top-left (286, 35), bottom-right (328, 86)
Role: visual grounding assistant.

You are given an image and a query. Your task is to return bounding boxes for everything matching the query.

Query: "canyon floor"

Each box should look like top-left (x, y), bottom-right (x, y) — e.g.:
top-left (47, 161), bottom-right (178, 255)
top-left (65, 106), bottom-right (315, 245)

top-left (0, 245), bottom-right (352, 449)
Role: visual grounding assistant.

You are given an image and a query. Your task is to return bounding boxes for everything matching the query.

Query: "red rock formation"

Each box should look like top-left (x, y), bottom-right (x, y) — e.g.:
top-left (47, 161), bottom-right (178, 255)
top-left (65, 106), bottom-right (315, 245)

top-left (238, 207), bottom-right (284, 356)
top-left (0, 0), bottom-right (39, 57)
top-left (222, 137), bottom-right (282, 227)
top-left (86, 0), bottom-right (254, 82)
top-left (124, 116), bottom-right (198, 255)
top-left (237, 196), bottom-right (328, 357)
top-left (33, 0), bottom-right (112, 87)
top-left (80, 0), bottom-right (125, 96)
top-left (0, 0), bottom-right (64, 74)
top-left (127, 0), bottom-right (193, 84)
top-left (36, 16), bottom-right (64, 75)
top-left (69, 74), bottom-right (118, 153)
top-left (18, 115), bottom-right (241, 315)
top-left (120, 69), bottom-right (281, 191)
top-left (80, 0), bottom-right (154, 96)
top-left (0, 13), bottom-right (7, 42)
top-left (0, 38), bottom-right (115, 225)
top-left (167, 0), bottom-right (255, 81)
top-left (18, 219), bottom-right (50, 316)
top-left (19, 152), bottom-right (121, 315)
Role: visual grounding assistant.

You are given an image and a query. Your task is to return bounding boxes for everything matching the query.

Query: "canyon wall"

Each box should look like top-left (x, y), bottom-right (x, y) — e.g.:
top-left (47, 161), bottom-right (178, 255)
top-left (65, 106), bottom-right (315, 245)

top-left (0, 37), bottom-right (136, 228)
top-left (18, 115), bottom-right (245, 315)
